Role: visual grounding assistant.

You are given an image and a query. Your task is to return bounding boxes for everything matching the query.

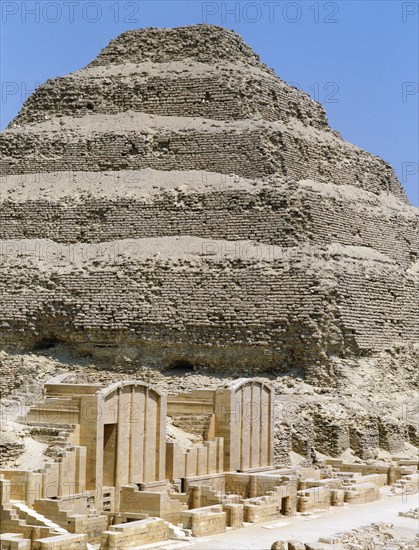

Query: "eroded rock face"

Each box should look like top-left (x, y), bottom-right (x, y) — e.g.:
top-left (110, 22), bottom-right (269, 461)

top-left (0, 24), bottom-right (418, 384)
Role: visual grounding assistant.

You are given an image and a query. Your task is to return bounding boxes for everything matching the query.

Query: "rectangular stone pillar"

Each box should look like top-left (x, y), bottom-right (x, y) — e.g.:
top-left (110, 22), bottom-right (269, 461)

top-left (205, 441), bottom-right (217, 474)
top-left (157, 392), bottom-right (167, 481)
top-left (129, 386), bottom-right (144, 483)
top-left (75, 446), bottom-right (86, 494)
top-left (79, 394), bottom-right (103, 509)
top-left (116, 386), bottom-right (131, 493)
top-left (185, 448), bottom-right (197, 477)
top-left (166, 442), bottom-right (185, 480)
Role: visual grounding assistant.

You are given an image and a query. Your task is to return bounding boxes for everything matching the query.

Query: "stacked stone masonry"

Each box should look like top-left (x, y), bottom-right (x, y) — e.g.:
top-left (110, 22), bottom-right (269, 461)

top-left (0, 173), bottom-right (417, 266)
top-left (0, 113), bottom-right (405, 199)
top-left (9, 62), bottom-right (330, 129)
top-left (0, 237), bottom-right (417, 377)
top-left (0, 23), bottom-right (417, 379)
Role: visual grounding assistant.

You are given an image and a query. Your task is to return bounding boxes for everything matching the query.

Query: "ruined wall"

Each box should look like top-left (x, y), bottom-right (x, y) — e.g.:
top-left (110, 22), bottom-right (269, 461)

top-left (0, 114), bottom-right (405, 198)
top-left (9, 63), bottom-right (329, 130)
top-left (0, 238), bottom-right (417, 383)
top-left (101, 518), bottom-right (169, 549)
top-left (88, 25), bottom-right (269, 68)
top-left (0, 174), bottom-right (417, 266)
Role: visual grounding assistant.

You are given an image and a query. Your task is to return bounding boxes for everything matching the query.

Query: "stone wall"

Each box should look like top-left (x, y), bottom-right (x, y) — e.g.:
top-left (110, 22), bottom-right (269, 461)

top-left (1, 174), bottom-right (416, 268)
top-left (180, 505), bottom-right (226, 537)
top-left (10, 62), bottom-right (329, 130)
top-left (101, 518), bottom-right (168, 549)
top-left (0, 114), bottom-right (405, 198)
top-left (119, 486), bottom-right (186, 525)
top-left (0, 238), bottom-right (417, 381)
top-left (32, 533), bottom-right (87, 549)
top-left (89, 25), bottom-right (269, 68)
top-left (343, 483), bottom-right (380, 505)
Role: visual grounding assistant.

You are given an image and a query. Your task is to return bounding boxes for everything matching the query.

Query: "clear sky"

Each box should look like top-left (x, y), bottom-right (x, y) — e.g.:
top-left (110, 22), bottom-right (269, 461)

top-left (1, 0), bottom-right (418, 205)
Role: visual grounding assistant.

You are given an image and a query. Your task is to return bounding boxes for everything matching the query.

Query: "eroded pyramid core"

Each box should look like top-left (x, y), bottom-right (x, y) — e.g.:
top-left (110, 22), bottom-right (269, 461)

top-left (0, 24), bottom-right (418, 384)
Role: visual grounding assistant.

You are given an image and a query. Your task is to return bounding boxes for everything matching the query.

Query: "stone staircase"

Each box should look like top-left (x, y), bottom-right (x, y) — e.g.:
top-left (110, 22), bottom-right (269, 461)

top-left (389, 473), bottom-right (419, 496)
top-left (11, 501), bottom-right (68, 534)
top-left (0, 379), bottom-right (44, 424)
top-left (22, 396), bottom-right (80, 425)
top-left (170, 413), bottom-right (213, 441)
top-left (1, 501), bottom-right (57, 538)
top-left (33, 495), bottom-right (107, 546)
top-left (5, 501), bottom-right (96, 549)
top-left (19, 420), bottom-right (77, 460)
top-left (34, 498), bottom-right (87, 525)
top-left (17, 393), bottom-right (79, 458)
top-left (11, 380), bottom-right (44, 406)
top-left (23, 421), bottom-right (75, 445)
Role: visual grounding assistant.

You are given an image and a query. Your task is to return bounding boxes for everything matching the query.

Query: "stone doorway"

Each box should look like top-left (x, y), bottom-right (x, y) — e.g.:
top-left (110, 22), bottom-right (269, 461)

top-left (103, 423), bottom-right (117, 487)
top-left (281, 496), bottom-right (290, 516)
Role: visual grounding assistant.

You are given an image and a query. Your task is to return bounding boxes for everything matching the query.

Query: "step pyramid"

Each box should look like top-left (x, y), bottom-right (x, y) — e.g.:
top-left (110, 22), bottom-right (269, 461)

top-left (0, 25), bottom-right (417, 384)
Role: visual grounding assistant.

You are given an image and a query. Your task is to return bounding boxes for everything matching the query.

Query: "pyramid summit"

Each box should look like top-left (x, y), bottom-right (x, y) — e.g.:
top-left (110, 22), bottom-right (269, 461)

top-left (88, 24), bottom-right (269, 66)
top-left (0, 24), bottom-right (417, 386)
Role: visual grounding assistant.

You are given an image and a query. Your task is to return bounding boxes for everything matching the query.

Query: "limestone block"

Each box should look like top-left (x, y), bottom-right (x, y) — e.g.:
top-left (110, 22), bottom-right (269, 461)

top-left (180, 506), bottom-right (226, 537)
top-left (223, 503), bottom-right (243, 529)
top-left (0, 534), bottom-right (31, 550)
top-left (32, 533), bottom-right (87, 549)
top-left (101, 518), bottom-right (169, 549)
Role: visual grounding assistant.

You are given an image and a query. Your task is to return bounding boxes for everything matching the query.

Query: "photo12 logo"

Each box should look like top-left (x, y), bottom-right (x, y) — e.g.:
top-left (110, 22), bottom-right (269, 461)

top-left (402, 82), bottom-right (418, 103)
top-left (402, 162), bottom-right (419, 184)
top-left (402, 2), bottom-right (419, 23)
top-left (288, 81), bottom-right (340, 104)
top-left (202, 1), bottom-right (340, 24)
top-left (1, 1), bottom-right (141, 24)
top-left (1, 81), bottom-right (41, 105)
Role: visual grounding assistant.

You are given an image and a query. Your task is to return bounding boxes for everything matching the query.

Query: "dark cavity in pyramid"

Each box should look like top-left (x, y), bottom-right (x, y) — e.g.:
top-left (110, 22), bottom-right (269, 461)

top-left (0, 24), bottom-right (418, 384)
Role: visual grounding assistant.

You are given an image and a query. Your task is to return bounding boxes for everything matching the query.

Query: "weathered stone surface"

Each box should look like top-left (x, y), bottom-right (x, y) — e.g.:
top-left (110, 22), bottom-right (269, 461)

top-left (0, 238), bottom-right (416, 382)
top-left (9, 61), bottom-right (329, 129)
top-left (0, 24), bottom-right (417, 384)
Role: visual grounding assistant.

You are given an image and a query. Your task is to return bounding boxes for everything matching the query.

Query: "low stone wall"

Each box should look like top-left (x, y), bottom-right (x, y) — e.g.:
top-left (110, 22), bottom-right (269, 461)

top-left (0, 447), bottom-right (86, 504)
top-left (244, 497), bottom-right (280, 523)
top-left (326, 460), bottom-right (414, 484)
top-left (32, 533), bottom-right (87, 549)
top-left (225, 472), bottom-right (297, 500)
top-left (182, 473), bottom-right (226, 496)
top-left (223, 503), bottom-right (243, 528)
top-left (344, 483), bottom-right (380, 505)
top-left (0, 534), bottom-right (31, 550)
top-left (297, 487), bottom-right (333, 512)
top-left (119, 486), bottom-right (186, 525)
top-left (180, 505), bottom-right (226, 537)
top-left (101, 518), bottom-right (169, 549)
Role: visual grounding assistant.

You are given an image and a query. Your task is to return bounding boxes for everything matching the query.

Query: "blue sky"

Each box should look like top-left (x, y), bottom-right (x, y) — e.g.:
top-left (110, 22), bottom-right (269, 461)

top-left (1, 0), bottom-right (418, 205)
